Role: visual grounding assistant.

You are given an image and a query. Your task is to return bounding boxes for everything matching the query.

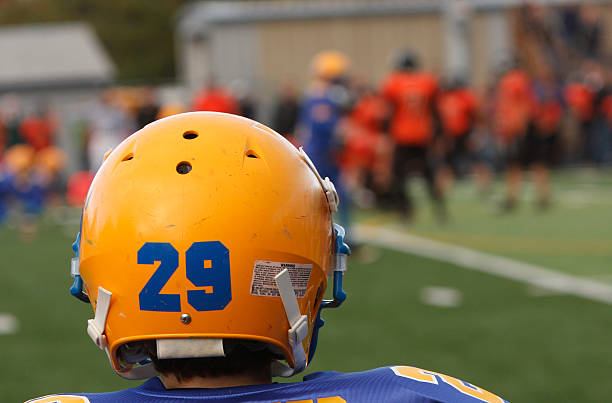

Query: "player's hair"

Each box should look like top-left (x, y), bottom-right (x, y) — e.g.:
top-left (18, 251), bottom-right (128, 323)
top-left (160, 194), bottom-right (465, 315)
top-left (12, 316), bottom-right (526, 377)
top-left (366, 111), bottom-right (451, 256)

top-left (140, 339), bottom-right (278, 382)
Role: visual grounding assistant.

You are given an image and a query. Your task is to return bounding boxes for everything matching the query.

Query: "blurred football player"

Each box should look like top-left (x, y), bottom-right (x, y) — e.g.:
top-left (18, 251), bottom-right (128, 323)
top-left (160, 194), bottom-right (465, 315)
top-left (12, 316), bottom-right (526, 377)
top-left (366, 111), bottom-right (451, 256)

top-left (86, 90), bottom-right (135, 171)
top-left (28, 112), bottom-right (507, 403)
top-left (192, 79), bottom-right (239, 115)
top-left (436, 77), bottom-right (478, 191)
top-left (529, 72), bottom-right (563, 209)
top-left (66, 170), bottom-right (95, 208)
top-left (19, 105), bottom-right (56, 151)
top-left (340, 84), bottom-right (389, 207)
top-left (298, 50), bottom-right (354, 237)
top-left (2, 144), bottom-right (46, 239)
top-left (493, 64), bottom-right (534, 211)
top-left (380, 50), bottom-right (445, 222)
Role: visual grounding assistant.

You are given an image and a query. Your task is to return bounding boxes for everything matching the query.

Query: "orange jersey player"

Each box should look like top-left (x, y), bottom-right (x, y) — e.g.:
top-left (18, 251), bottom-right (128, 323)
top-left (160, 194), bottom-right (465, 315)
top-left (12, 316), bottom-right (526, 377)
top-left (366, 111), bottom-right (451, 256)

top-left (379, 51), bottom-right (445, 221)
top-left (493, 69), bottom-right (534, 143)
top-left (437, 86), bottom-right (478, 139)
top-left (564, 82), bottom-right (595, 123)
top-left (381, 68), bottom-right (438, 146)
top-left (341, 90), bottom-right (387, 173)
top-left (436, 81), bottom-right (479, 182)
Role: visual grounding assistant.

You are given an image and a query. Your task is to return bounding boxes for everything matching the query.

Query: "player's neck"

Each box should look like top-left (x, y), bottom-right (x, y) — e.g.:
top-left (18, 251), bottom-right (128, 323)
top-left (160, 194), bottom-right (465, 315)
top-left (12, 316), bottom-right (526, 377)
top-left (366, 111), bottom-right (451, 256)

top-left (161, 371), bottom-right (272, 389)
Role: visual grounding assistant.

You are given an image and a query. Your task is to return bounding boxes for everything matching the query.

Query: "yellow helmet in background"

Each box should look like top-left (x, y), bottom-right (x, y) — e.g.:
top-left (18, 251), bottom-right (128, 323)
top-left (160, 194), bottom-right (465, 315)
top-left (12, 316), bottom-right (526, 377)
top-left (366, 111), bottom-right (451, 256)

top-left (310, 50), bottom-right (350, 81)
top-left (35, 146), bottom-right (67, 176)
top-left (3, 144), bottom-right (35, 174)
top-left (156, 102), bottom-right (185, 120)
top-left (70, 112), bottom-right (349, 379)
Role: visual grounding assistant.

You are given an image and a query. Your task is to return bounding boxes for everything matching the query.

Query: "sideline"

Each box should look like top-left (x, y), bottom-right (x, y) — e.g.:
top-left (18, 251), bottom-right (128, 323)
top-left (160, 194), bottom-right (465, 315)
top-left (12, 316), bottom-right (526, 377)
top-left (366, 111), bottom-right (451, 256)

top-left (355, 224), bottom-right (612, 305)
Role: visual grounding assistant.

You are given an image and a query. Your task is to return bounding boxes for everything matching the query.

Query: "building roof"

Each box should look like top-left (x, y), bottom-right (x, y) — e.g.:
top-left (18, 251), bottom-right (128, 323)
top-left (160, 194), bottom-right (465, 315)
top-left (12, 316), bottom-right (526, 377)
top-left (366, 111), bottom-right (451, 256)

top-left (0, 22), bottom-right (115, 92)
top-left (176, 0), bottom-right (610, 39)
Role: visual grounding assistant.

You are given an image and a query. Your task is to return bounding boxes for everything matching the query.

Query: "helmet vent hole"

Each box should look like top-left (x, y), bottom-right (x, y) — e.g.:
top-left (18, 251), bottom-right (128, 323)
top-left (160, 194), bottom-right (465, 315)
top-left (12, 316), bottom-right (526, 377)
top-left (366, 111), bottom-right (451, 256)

top-left (246, 150), bottom-right (259, 159)
top-left (121, 153), bottom-right (134, 162)
top-left (183, 131), bottom-right (198, 140)
top-left (176, 161), bottom-right (192, 174)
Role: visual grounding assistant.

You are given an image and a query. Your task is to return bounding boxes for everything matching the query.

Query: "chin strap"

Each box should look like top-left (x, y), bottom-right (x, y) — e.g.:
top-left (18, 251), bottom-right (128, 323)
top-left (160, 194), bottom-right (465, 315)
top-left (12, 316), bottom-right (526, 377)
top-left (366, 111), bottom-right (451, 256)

top-left (87, 286), bottom-right (158, 380)
top-left (87, 286), bottom-right (112, 350)
top-left (272, 268), bottom-right (309, 377)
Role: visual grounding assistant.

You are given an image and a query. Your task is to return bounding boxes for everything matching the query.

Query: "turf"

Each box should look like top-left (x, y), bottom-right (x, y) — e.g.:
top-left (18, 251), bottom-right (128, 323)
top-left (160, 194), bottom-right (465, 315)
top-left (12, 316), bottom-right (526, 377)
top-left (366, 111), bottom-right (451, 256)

top-left (357, 168), bottom-right (612, 280)
top-left (1, 169), bottom-right (612, 402)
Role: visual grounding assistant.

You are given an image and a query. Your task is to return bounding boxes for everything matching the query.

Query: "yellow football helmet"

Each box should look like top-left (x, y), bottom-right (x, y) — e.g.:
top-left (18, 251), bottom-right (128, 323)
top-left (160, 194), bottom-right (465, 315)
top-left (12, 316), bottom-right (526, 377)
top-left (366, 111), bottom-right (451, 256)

top-left (70, 112), bottom-right (349, 379)
top-left (3, 144), bottom-right (35, 174)
top-left (310, 50), bottom-right (350, 81)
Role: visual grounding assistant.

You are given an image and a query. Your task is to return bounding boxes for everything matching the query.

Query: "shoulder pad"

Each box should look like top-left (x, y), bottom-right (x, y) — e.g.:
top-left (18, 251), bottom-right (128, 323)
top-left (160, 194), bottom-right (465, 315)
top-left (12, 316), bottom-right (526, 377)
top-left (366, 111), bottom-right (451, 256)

top-left (26, 395), bottom-right (91, 403)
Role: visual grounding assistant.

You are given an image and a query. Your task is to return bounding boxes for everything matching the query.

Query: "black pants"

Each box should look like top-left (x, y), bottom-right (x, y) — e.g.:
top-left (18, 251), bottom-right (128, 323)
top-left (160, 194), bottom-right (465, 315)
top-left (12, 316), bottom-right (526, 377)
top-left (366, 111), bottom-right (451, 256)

top-left (388, 145), bottom-right (443, 218)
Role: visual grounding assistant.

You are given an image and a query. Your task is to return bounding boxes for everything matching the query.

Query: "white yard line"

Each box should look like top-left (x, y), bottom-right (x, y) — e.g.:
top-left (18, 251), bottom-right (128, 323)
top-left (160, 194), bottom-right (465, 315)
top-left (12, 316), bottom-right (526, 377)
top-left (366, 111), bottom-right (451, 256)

top-left (0, 313), bottom-right (18, 335)
top-left (355, 224), bottom-right (612, 305)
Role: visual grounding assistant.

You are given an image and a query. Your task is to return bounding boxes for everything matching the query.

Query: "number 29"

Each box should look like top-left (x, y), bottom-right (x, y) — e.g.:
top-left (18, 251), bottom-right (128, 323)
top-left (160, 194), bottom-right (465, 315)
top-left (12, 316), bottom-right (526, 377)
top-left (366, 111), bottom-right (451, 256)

top-left (137, 241), bottom-right (232, 312)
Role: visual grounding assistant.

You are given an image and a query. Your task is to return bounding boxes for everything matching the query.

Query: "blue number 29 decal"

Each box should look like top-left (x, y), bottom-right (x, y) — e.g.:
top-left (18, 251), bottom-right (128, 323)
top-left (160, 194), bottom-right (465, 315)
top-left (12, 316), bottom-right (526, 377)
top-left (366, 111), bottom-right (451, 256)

top-left (138, 241), bottom-right (231, 312)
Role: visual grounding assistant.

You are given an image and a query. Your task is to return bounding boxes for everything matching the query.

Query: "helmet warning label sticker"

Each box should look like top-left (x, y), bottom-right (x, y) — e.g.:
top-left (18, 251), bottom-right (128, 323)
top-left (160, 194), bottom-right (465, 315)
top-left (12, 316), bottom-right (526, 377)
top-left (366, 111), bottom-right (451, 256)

top-left (250, 260), bottom-right (312, 298)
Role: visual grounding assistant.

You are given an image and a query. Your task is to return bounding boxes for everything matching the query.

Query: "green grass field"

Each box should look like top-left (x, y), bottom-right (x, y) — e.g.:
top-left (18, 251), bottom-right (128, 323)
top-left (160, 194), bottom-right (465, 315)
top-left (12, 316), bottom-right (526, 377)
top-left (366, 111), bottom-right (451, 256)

top-left (1, 169), bottom-right (612, 402)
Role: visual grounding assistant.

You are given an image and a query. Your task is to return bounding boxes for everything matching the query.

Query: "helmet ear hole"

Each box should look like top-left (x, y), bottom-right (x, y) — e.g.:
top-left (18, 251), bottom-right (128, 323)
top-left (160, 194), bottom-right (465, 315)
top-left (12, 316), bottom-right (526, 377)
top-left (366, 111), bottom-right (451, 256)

top-left (176, 161), bottom-right (192, 174)
top-left (183, 131), bottom-right (198, 140)
top-left (121, 153), bottom-right (134, 162)
top-left (245, 150), bottom-right (259, 159)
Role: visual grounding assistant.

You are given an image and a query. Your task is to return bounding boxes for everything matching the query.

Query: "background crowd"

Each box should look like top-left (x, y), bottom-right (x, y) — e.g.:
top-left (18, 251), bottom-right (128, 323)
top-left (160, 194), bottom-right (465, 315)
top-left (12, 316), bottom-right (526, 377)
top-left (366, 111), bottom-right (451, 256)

top-left (0, 2), bottom-right (610, 238)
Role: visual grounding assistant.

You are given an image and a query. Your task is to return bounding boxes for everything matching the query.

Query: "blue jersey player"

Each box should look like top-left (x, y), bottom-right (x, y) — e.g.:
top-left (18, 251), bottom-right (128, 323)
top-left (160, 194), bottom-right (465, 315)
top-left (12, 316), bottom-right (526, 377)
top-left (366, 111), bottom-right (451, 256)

top-left (298, 51), bottom-right (356, 238)
top-left (28, 112), bottom-right (507, 403)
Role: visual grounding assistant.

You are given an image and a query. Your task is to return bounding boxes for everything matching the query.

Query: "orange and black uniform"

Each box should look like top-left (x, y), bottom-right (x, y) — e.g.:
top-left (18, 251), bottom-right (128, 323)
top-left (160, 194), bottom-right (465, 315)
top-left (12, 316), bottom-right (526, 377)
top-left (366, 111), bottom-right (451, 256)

top-left (437, 87), bottom-right (478, 175)
top-left (341, 92), bottom-right (386, 173)
top-left (564, 81), bottom-right (595, 161)
top-left (493, 69), bottom-right (534, 166)
top-left (529, 81), bottom-right (563, 166)
top-left (381, 70), bottom-right (442, 217)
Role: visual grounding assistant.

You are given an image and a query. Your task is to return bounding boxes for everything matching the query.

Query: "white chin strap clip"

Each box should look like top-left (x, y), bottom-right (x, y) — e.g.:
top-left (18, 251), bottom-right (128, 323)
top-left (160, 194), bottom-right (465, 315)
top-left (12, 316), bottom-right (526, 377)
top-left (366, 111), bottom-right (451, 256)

top-left (87, 286), bottom-right (112, 350)
top-left (272, 268), bottom-right (308, 377)
top-left (86, 286), bottom-right (158, 380)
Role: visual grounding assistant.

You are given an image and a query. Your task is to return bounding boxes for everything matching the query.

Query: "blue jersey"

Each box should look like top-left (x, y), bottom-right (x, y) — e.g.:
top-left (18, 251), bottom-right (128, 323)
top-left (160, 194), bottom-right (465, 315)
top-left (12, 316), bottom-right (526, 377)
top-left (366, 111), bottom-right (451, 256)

top-left (299, 84), bottom-right (347, 181)
top-left (28, 366), bottom-right (508, 403)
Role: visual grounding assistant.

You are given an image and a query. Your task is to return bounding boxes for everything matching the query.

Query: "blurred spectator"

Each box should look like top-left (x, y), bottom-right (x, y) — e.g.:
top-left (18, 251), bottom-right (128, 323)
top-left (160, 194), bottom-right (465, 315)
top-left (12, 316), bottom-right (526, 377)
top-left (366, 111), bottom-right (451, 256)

top-left (0, 95), bottom-right (24, 148)
top-left (576, 5), bottom-right (603, 60)
top-left (34, 146), bottom-right (67, 205)
top-left (19, 105), bottom-right (56, 151)
top-left (380, 50), bottom-right (445, 222)
top-left (85, 90), bottom-right (135, 171)
top-left (272, 82), bottom-right (300, 141)
top-left (66, 170), bottom-right (95, 207)
top-left (230, 79), bottom-right (257, 119)
top-left (136, 87), bottom-right (160, 129)
top-left (192, 80), bottom-right (239, 114)
top-left (157, 102), bottom-right (185, 120)
top-left (2, 144), bottom-right (45, 239)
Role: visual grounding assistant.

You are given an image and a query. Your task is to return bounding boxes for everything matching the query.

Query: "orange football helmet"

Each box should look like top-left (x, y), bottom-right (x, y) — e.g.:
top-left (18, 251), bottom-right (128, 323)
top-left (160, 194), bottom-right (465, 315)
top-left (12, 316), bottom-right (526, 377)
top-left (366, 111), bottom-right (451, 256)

top-left (70, 112), bottom-right (349, 379)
